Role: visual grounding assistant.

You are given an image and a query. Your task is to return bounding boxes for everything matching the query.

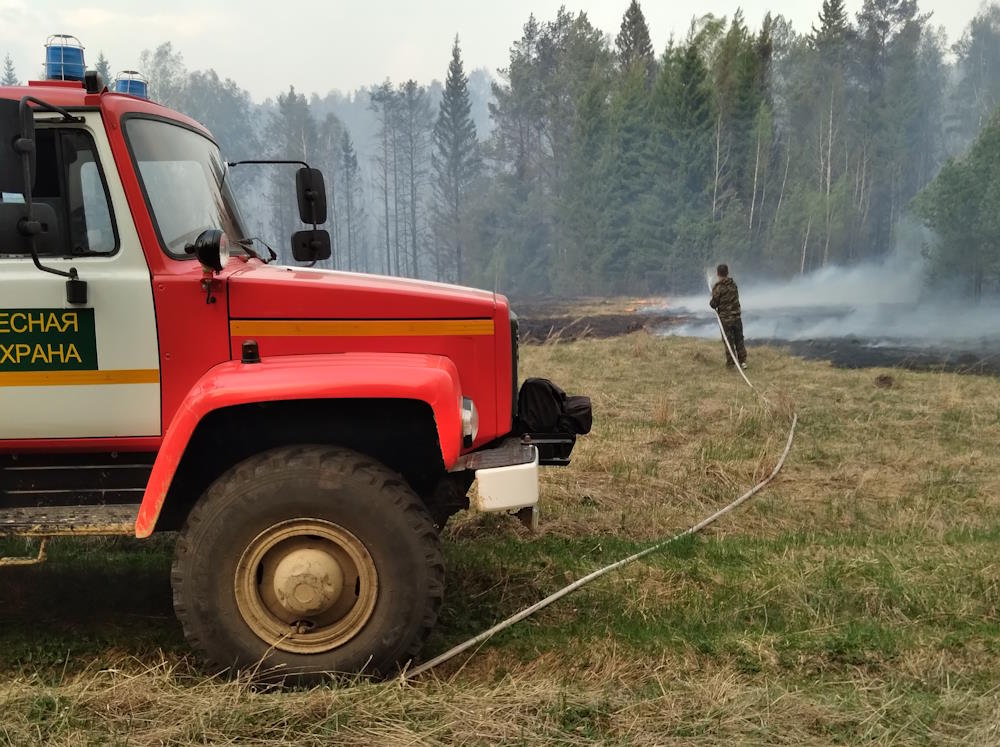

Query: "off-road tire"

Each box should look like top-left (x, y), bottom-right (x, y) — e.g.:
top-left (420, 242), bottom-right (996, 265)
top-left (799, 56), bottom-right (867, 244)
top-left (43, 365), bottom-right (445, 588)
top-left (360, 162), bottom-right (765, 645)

top-left (171, 445), bottom-right (444, 681)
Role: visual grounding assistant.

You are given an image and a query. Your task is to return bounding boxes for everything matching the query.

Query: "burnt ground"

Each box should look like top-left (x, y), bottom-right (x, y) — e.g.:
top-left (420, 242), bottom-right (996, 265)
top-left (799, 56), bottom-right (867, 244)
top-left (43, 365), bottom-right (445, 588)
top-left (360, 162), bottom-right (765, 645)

top-left (514, 300), bottom-right (1000, 376)
top-left (764, 338), bottom-right (1000, 376)
top-left (515, 300), bottom-right (693, 342)
top-left (518, 312), bottom-right (688, 342)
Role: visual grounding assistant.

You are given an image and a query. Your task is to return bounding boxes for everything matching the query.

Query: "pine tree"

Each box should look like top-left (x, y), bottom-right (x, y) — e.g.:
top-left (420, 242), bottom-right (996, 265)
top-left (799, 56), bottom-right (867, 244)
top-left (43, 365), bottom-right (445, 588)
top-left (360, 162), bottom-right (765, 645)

top-left (1, 54), bottom-right (18, 87)
top-left (811, 0), bottom-right (850, 53)
top-left (432, 36), bottom-right (480, 283)
top-left (266, 86), bottom-right (318, 262)
top-left (95, 52), bottom-right (112, 86)
top-left (950, 6), bottom-right (1000, 149)
top-left (399, 80), bottom-right (433, 278)
top-left (560, 71), bottom-right (612, 293)
top-left (369, 81), bottom-right (399, 275)
top-left (601, 64), bottom-right (656, 290)
top-left (916, 106), bottom-right (1000, 300)
top-left (615, 0), bottom-right (655, 80)
top-left (340, 131), bottom-right (362, 272)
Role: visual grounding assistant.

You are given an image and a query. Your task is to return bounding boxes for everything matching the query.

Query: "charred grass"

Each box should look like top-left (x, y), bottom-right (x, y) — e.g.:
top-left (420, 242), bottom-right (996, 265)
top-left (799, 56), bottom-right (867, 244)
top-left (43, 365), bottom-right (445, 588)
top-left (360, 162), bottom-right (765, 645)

top-left (0, 334), bottom-right (999, 744)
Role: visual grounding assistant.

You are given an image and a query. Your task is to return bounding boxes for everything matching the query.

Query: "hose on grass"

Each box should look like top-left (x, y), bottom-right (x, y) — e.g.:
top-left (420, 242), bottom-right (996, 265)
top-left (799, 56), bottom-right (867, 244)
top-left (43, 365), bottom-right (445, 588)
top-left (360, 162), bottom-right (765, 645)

top-left (405, 284), bottom-right (799, 681)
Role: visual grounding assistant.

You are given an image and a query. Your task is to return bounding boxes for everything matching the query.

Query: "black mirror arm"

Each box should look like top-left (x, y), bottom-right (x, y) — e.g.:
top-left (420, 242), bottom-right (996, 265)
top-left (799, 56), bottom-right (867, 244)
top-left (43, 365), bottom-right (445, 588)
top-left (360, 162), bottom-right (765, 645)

top-left (227, 160), bottom-right (321, 228)
top-left (16, 120), bottom-right (72, 281)
top-left (227, 159), bottom-right (311, 169)
top-left (226, 157), bottom-right (322, 226)
top-left (14, 97), bottom-right (87, 303)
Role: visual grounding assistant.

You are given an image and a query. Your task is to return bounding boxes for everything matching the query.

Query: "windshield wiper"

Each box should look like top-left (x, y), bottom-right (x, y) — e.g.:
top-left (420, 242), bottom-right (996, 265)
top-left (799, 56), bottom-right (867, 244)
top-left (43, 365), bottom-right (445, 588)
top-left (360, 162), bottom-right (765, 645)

top-left (233, 237), bottom-right (277, 264)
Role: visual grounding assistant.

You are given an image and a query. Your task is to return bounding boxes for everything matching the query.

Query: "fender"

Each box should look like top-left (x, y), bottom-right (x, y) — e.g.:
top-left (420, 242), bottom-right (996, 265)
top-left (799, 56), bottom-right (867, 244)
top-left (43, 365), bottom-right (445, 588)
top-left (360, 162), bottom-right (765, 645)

top-left (135, 352), bottom-right (463, 538)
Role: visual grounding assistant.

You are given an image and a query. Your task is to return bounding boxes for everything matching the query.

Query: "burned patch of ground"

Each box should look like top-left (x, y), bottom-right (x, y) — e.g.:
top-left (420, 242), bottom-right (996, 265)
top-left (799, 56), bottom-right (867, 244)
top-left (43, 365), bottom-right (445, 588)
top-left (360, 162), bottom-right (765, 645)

top-left (518, 312), bottom-right (690, 342)
top-left (763, 338), bottom-right (1000, 376)
top-left (514, 297), bottom-right (690, 342)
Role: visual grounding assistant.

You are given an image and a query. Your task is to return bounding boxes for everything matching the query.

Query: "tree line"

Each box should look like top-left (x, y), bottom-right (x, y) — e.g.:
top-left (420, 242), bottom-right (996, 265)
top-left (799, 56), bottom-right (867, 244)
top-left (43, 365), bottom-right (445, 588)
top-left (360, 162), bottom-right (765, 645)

top-left (466, 0), bottom-right (1000, 296)
top-left (3, 1), bottom-right (1000, 298)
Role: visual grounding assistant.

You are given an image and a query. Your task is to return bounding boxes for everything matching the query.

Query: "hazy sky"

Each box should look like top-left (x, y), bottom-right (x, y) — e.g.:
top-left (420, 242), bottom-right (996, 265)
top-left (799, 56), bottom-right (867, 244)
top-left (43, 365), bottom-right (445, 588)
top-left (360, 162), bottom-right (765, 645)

top-left (0, 0), bottom-right (988, 100)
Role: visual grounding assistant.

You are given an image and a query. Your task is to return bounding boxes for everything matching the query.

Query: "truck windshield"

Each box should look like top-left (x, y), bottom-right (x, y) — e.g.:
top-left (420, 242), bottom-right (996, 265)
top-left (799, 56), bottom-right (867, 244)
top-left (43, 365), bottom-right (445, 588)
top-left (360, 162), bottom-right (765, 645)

top-left (124, 117), bottom-right (248, 258)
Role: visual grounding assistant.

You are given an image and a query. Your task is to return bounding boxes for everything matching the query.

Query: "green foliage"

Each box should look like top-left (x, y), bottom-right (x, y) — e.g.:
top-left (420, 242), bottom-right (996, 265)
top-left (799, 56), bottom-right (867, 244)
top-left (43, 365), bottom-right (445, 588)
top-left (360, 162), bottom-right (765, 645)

top-left (915, 107), bottom-right (1000, 298)
top-left (615, 0), bottom-right (656, 81)
top-left (1, 54), bottom-right (18, 87)
top-left (339, 131), bottom-right (365, 272)
top-left (94, 52), bottom-right (111, 86)
top-left (949, 7), bottom-right (1000, 152)
top-left (466, 0), bottom-right (974, 296)
top-left (432, 37), bottom-right (480, 283)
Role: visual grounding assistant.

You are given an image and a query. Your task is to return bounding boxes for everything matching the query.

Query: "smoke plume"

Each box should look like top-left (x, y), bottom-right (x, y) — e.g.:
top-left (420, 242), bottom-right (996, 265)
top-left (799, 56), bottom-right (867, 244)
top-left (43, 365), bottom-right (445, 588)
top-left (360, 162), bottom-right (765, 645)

top-left (657, 245), bottom-right (1000, 347)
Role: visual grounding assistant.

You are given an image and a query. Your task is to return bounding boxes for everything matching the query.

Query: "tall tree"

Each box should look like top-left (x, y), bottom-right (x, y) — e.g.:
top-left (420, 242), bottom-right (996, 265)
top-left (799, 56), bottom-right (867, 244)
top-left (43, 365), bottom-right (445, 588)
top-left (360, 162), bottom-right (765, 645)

top-left (809, 1), bottom-right (852, 265)
top-left (950, 5), bottom-right (1000, 150)
top-left (916, 107), bottom-right (1000, 300)
top-left (399, 80), bottom-right (434, 277)
top-left (369, 81), bottom-right (398, 275)
top-left (94, 52), bottom-right (112, 85)
top-left (339, 131), bottom-right (364, 272)
top-left (316, 113), bottom-right (345, 268)
top-left (266, 86), bottom-right (318, 262)
top-left (812, 0), bottom-right (850, 53)
top-left (138, 43), bottom-right (186, 107)
top-left (615, 0), bottom-right (656, 81)
top-left (432, 36), bottom-right (480, 283)
top-left (486, 10), bottom-right (610, 292)
top-left (179, 70), bottom-right (259, 158)
top-left (1, 54), bottom-right (18, 87)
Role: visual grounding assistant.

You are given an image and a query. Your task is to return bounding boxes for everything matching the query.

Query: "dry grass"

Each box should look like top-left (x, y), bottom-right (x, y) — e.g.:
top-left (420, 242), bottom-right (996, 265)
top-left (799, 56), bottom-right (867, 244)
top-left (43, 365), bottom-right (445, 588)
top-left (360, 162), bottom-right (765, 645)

top-left (1, 333), bottom-right (999, 745)
top-left (493, 333), bottom-right (1000, 543)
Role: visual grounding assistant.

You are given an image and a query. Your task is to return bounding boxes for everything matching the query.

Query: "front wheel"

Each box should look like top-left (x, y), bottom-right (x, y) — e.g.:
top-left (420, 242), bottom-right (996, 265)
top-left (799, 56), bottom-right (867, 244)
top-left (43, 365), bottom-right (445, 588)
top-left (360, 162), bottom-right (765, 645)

top-left (171, 446), bottom-right (444, 681)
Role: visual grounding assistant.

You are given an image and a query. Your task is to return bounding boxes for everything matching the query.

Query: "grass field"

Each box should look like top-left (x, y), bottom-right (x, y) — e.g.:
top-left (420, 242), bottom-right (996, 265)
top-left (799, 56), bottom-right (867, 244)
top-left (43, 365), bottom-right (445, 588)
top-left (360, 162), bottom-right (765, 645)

top-left (1, 334), bottom-right (999, 745)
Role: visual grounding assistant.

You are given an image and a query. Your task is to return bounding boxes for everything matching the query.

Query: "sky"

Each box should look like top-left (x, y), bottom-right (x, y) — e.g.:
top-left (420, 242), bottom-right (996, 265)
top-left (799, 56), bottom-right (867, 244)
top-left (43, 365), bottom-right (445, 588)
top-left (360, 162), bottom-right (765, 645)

top-left (0, 0), bottom-right (989, 100)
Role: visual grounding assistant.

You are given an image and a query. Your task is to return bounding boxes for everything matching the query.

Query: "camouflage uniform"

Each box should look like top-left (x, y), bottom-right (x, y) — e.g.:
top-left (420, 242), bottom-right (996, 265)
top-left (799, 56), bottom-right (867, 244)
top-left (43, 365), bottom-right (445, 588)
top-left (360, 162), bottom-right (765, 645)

top-left (710, 277), bottom-right (747, 367)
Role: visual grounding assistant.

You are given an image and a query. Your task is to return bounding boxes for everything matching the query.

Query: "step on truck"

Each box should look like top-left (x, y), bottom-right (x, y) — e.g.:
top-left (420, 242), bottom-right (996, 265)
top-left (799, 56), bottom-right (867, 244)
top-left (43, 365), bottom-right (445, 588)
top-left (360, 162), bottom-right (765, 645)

top-left (0, 38), bottom-right (590, 680)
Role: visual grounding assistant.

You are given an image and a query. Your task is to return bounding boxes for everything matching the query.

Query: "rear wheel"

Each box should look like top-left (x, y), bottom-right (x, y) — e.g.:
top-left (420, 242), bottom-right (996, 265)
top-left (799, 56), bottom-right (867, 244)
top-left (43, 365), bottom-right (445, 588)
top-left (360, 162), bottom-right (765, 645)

top-left (171, 445), bottom-right (444, 681)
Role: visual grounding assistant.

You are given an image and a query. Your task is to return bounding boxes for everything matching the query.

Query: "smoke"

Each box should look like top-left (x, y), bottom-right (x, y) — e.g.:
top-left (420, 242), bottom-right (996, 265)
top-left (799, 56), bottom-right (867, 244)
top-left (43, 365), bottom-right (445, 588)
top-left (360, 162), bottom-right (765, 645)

top-left (656, 243), bottom-right (1000, 347)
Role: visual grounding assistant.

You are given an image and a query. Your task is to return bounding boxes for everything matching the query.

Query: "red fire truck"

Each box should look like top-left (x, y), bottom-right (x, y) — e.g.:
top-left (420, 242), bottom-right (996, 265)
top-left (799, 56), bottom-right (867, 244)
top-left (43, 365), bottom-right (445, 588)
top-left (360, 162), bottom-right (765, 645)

top-left (0, 38), bottom-right (588, 679)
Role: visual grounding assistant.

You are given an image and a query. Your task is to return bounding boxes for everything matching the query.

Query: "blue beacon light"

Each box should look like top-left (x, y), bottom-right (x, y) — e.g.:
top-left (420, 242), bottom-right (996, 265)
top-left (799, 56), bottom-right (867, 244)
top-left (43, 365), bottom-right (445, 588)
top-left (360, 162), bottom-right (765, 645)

top-left (43, 34), bottom-right (86, 81)
top-left (113, 70), bottom-right (149, 99)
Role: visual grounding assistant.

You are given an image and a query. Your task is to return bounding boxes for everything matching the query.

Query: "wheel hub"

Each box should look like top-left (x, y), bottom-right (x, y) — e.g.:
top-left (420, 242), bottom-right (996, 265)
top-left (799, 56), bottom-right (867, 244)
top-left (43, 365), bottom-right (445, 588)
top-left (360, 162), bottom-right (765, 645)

top-left (234, 519), bottom-right (378, 655)
top-left (272, 545), bottom-right (344, 617)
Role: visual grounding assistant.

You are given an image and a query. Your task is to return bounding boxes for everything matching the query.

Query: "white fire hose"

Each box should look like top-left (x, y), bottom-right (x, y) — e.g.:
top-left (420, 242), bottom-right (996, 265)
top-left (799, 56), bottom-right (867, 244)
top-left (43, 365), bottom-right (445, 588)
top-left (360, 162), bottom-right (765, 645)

top-left (405, 280), bottom-right (798, 680)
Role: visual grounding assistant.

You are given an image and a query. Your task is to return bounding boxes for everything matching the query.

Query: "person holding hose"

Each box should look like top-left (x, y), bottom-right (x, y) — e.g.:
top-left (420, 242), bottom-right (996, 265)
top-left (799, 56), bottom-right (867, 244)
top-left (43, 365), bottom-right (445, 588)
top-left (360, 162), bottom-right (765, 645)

top-left (710, 263), bottom-right (747, 370)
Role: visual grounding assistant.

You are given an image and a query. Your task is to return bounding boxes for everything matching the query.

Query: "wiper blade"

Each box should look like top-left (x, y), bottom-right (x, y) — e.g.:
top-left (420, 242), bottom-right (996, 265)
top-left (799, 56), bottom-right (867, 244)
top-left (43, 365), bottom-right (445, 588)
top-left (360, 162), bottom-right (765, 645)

top-left (233, 237), bottom-right (278, 264)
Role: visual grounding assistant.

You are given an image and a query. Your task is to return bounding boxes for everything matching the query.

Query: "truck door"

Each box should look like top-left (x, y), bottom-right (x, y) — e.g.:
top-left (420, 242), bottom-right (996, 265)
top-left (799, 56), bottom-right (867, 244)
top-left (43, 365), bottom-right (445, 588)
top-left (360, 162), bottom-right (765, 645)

top-left (0, 113), bottom-right (160, 440)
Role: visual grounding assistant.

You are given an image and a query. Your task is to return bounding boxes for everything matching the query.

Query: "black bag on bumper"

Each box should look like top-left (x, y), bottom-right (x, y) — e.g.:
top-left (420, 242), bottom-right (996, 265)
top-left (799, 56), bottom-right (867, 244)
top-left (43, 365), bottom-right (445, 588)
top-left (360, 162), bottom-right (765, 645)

top-left (515, 378), bottom-right (592, 465)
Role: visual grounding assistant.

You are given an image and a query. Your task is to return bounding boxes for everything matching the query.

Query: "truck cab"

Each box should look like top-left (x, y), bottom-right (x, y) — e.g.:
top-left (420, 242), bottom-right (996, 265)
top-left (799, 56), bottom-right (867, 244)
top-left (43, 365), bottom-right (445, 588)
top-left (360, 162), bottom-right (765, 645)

top-left (0, 49), bottom-right (588, 680)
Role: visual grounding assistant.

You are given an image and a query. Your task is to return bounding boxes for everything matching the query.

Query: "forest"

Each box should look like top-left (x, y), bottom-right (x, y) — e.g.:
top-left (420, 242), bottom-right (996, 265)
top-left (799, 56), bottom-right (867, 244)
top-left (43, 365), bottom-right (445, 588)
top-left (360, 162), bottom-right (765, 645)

top-left (3, 0), bottom-right (1000, 298)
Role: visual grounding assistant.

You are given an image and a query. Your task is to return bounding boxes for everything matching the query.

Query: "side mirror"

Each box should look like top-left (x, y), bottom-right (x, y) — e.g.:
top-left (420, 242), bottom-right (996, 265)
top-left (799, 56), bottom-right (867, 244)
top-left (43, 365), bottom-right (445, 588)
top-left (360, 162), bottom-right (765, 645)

top-left (0, 99), bottom-right (35, 194)
top-left (291, 229), bottom-right (332, 262)
top-left (0, 202), bottom-right (61, 255)
top-left (295, 167), bottom-right (327, 225)
top-left (185, 229), bottom-right (231, 273)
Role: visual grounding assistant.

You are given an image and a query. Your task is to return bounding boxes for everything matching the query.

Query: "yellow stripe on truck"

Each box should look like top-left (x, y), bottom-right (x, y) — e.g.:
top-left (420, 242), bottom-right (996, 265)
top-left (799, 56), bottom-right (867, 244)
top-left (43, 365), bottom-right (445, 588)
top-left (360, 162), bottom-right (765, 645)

top-left (230, 319), bottom-right (495, 338)
top-left (0, 369), bottom-right (160, 388)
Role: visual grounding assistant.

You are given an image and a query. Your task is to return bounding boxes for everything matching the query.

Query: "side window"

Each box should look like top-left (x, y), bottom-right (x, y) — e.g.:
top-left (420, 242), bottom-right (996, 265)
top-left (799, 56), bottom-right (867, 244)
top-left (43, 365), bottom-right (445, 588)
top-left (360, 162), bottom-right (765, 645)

top-left (21, 128), bottom-right (118, 257)
top-left (67, 132), bottom-right (116, 255)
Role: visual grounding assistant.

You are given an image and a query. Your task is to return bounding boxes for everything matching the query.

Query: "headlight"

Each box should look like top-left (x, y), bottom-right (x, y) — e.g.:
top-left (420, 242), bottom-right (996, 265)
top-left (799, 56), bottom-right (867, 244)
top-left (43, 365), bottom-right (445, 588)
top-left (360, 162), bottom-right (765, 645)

top-left (461, 397), bottom-right (479, 448)
top-left (186, 228), bottom-right (231, 273)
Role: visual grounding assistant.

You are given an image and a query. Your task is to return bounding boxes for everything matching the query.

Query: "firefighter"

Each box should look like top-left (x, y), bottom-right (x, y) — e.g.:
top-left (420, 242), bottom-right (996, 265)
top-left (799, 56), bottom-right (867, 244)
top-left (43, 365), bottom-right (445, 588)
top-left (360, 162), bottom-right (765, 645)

top-left (709, 263), bottom-right (747, 370)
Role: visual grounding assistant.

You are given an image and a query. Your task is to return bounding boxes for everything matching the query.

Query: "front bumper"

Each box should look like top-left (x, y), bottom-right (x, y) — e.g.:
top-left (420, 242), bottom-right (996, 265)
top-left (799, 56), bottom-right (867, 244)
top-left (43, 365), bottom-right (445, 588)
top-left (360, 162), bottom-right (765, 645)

top-left (453, 438), bottom-right (539, 513)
